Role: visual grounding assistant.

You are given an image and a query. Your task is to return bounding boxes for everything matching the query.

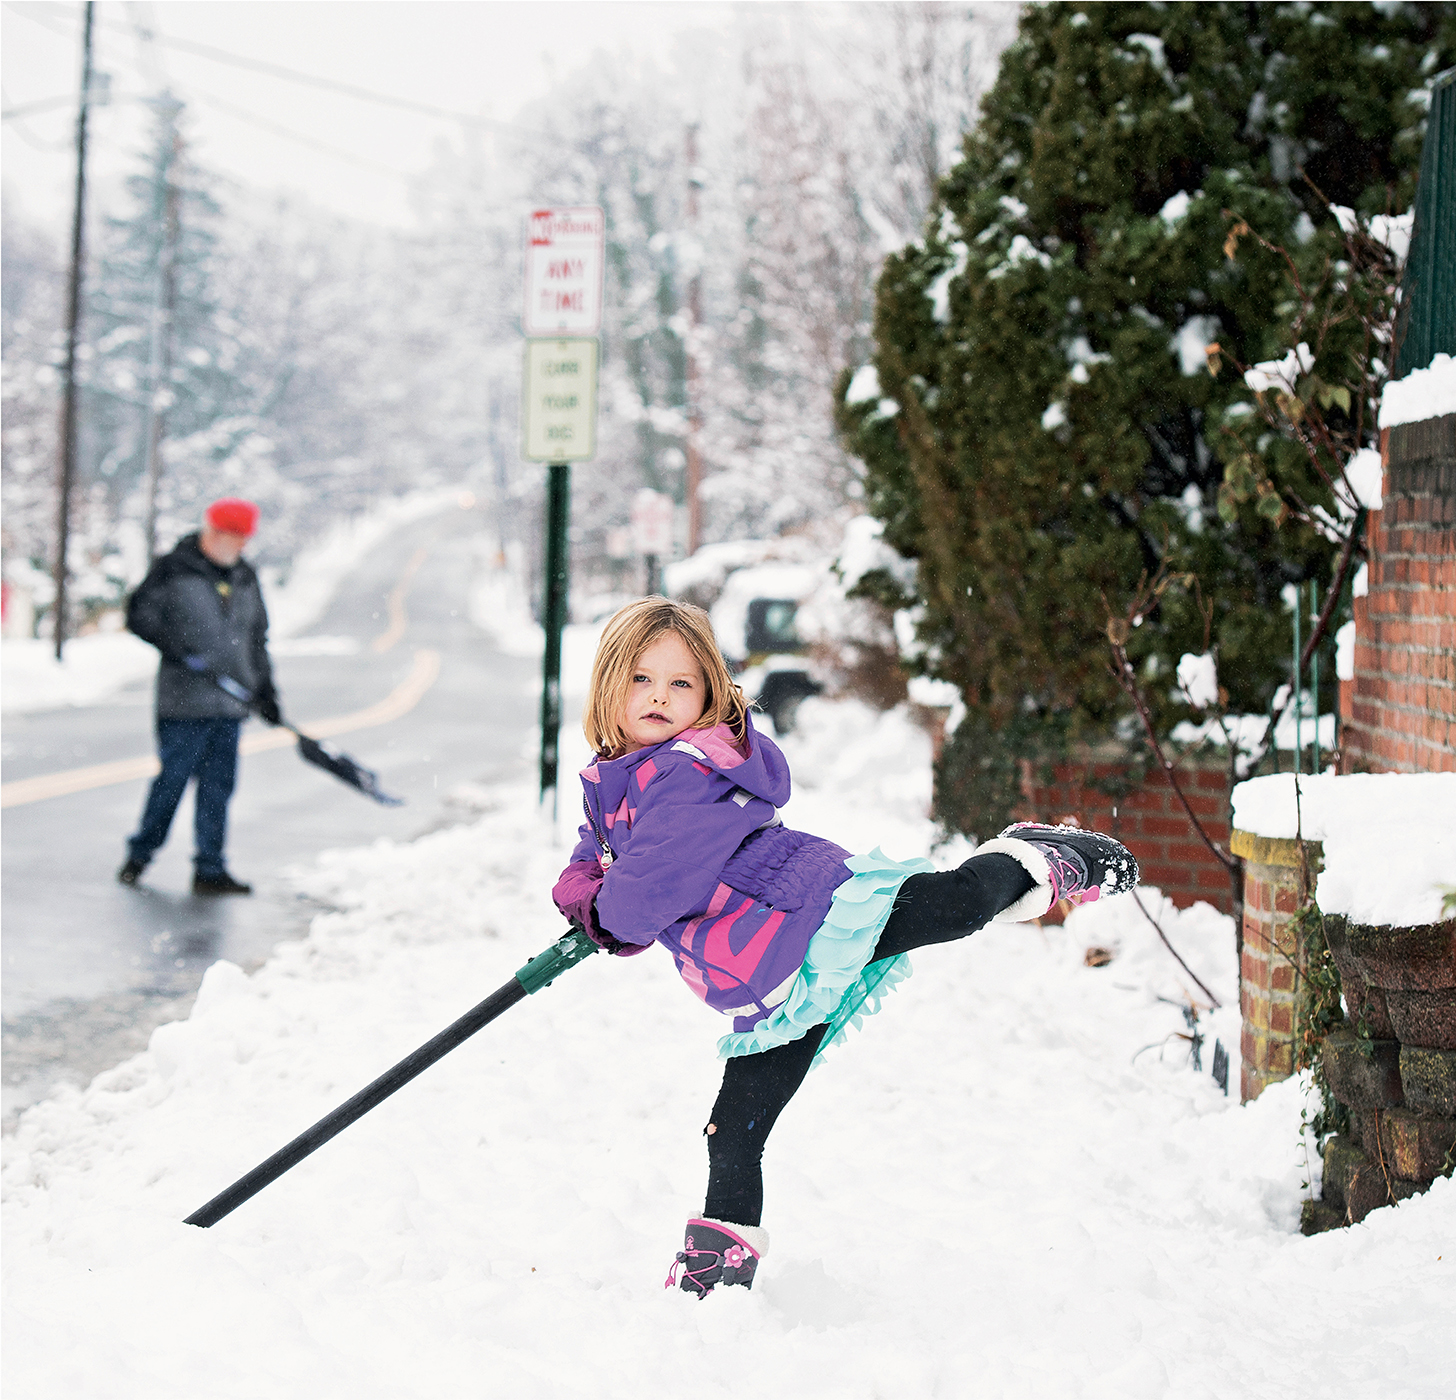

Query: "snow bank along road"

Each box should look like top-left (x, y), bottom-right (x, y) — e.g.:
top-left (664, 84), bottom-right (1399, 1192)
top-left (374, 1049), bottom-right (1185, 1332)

top-left (3, 700), bottom-right (1451, 1399)
top-left (1, 502), bottom-right (538, 1125)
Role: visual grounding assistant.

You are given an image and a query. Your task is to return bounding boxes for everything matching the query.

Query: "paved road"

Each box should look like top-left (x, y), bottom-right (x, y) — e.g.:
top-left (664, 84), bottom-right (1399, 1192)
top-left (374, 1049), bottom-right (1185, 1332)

top-left (2, 502), bottom-right (539, 1125)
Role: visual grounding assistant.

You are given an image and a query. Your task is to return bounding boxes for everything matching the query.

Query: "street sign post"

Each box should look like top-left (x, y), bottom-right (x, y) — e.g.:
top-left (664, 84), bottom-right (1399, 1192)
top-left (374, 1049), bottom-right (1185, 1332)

top-left (631, 488), bottom-right (674, 595)
top-left (538, 460), bottom-right (570, 805)
top-left (522, 337), bottom-right (597, 809)
top-left (522, 209), bottom-right (604, 812)
top-left (523, 206), bottom-right (605, 337)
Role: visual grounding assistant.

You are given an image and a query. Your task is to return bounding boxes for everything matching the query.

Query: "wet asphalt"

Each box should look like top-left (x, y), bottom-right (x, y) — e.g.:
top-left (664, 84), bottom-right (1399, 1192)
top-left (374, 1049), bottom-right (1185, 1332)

top-left (1, 502), bottom-right (540, 1126)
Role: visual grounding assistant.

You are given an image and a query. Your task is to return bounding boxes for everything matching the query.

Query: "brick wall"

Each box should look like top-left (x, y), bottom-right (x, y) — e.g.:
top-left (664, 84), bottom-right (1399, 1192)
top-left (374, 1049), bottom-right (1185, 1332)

top-left (1341, 414), bottom-right (1456, 773)
top-left (1229, 832), bottom-right (1317, 1102)
top-left (1019, 753), bottom-right (1234, 916)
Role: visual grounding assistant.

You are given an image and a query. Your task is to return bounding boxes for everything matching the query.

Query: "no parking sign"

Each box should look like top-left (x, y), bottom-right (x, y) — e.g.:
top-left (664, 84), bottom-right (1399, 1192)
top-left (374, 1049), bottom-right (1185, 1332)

top-left (523, 207), bottom-right (604, 337)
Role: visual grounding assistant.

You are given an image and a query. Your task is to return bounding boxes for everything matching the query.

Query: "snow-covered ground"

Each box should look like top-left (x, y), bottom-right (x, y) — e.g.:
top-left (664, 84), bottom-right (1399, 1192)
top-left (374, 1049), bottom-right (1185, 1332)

top-left (1, 489), bottom-right (463, 716)
top-left (4, 690), bottom-right (1451, 1397)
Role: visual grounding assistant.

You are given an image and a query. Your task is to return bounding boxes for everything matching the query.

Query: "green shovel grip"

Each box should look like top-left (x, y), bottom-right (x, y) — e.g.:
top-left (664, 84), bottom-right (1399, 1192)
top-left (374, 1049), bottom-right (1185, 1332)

top-left (515, 925), bottom-right (600, 994)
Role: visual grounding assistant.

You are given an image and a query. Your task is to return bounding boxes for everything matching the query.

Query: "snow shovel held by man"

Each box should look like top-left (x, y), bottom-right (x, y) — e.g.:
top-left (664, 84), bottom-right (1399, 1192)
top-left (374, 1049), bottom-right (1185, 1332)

top-left (183, 927), bottom-right (599, 1229)
top-left (203, 667), bottom-right (403, 807)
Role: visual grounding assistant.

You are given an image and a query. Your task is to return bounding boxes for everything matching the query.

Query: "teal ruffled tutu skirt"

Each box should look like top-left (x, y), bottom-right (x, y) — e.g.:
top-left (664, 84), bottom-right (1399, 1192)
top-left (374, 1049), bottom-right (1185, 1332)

top-left (716, 848), bottom-right (935, 1063)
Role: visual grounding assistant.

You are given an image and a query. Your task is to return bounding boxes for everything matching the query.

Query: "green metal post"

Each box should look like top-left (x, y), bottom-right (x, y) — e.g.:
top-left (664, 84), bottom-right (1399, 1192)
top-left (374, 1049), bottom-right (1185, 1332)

top-left (1309, 583), bottom-right (1320, 775)
top-left (1394, 69), bottom-right (1455, 379)
top-left (540, 462), bottom-right (571, 809)
top-left (1292, 589), bottom-right (1302, 776)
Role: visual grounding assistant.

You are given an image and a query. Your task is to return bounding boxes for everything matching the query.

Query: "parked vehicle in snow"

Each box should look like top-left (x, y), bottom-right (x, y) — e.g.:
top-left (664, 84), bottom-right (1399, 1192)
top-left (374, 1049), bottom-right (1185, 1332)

top-left (704, 562), bottom-right (825, 736)
top-left (736, 596), bottom-right (822, 736)
top-left (666, 520), bottom-right (915, 737)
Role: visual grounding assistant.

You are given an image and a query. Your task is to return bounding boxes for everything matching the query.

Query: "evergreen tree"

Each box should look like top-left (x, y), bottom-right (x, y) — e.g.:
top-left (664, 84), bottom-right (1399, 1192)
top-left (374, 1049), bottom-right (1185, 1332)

top-left (0, 203), bottom-right (65, 615)
top-left (837, 0), bottom-right (1454, 835)
top-left (84, 100), bottom-right (241, 543)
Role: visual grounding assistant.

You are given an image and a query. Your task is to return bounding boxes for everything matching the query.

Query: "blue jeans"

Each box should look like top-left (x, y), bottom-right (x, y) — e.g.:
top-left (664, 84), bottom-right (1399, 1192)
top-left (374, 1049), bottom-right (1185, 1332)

top-left (128, 718), bottom-right (241, 877)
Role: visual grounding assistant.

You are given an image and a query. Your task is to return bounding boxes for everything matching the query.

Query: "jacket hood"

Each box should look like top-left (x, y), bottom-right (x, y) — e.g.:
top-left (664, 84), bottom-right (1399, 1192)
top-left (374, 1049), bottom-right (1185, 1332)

top-left (168, 532), bottom-right (246, 581)
top-left (583, 709), bottom-right (791, 808)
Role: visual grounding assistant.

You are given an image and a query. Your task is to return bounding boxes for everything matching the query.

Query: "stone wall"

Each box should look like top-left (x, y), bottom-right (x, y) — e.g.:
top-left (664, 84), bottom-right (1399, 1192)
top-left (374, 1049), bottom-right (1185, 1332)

top-left (1341, 415), bottom-right (1456, 774)
top-left (1303, 916), bottom-right (1456, 1232)
top-left (1232, 825), bottom-right (1456, 1229)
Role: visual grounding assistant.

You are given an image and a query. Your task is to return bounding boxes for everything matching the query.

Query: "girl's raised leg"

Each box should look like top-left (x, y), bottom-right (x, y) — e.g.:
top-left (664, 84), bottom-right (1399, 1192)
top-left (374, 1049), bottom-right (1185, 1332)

top-left (872, 854), bottom-right (1034, 960)
top-left (875, 823), bottom-right (1139, 959)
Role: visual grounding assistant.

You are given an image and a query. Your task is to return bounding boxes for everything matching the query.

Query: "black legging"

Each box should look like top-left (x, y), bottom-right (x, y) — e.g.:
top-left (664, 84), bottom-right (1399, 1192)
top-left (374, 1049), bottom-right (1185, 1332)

top-left (701, 852), bottom-right (1035, 1226)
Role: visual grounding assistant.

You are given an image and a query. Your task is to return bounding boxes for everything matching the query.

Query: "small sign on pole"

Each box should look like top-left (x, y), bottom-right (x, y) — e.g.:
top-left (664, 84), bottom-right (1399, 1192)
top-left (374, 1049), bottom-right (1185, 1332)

top-left (522, 338), bottom-right (598, 462)
top-left (630, 488), bottom-right (675, 556)
top-left (631, 488), bottom-right (674, 596)
top-left (523, 206), bottom-right (605, 337)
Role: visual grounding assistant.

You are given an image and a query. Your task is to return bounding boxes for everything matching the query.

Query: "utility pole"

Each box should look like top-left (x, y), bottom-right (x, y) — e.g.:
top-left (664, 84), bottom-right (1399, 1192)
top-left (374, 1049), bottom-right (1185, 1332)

top-left (142, 97), bottom-right (184, 563)
top-left (684, 124), bottom-right (704, 557)
top-left (52, 0), bottom-right (95, 660)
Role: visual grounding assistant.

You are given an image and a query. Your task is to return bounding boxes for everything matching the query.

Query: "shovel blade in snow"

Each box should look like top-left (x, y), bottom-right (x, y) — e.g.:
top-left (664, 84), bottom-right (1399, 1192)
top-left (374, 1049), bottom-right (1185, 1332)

top-left (295, 733), bottom-right (403, 806)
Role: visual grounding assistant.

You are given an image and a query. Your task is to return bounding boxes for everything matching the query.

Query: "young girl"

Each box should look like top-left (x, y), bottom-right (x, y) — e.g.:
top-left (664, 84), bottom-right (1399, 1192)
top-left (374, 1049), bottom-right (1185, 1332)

top-left (552, 598), bottom-right (1137, 1299)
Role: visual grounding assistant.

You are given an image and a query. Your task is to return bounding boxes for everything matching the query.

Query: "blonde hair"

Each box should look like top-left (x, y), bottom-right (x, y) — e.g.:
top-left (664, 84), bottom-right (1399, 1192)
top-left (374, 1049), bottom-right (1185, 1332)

top-left (583, 597), bottom-right (748, 758)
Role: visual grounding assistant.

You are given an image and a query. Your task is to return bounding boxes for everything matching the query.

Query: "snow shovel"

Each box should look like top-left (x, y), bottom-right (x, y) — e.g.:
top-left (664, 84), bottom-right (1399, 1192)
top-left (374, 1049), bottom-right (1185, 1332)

top-left (207, 669), bottom-right (403, 807)
top-left (284, 724), bottom-right (403, 807)
top-left (183, 926), bottom-right (599, 1228)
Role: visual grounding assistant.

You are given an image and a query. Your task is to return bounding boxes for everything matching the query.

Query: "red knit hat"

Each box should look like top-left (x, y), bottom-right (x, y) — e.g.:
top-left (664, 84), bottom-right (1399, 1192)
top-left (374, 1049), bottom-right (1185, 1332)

top-left (204, 498), bottom-right (259, 537)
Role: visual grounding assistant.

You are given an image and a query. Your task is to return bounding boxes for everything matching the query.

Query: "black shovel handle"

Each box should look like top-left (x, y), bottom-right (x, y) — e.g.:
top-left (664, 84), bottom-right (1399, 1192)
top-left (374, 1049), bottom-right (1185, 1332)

top-left (184, 929), bottom-right (598, 1228)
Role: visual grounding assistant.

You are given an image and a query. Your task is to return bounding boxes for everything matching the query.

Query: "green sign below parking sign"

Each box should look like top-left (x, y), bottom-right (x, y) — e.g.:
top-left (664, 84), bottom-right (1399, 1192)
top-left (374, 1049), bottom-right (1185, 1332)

top-left (522, 338), bottom-right (598, 462)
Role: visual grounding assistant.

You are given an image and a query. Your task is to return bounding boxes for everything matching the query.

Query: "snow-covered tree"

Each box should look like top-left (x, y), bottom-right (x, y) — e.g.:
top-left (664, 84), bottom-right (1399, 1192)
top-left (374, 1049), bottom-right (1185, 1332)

top-left (1, 201), bottom-right (66, 624)
top-left (837, 0), bottom-right (1454, 835)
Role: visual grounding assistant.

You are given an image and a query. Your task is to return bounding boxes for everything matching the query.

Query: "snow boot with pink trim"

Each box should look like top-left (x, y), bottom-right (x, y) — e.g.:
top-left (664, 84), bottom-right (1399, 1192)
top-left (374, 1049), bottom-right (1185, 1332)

top-left (976, 823), bottom-right (1138, 922)
top-left (665, 1218), bottom-right (768, 1299)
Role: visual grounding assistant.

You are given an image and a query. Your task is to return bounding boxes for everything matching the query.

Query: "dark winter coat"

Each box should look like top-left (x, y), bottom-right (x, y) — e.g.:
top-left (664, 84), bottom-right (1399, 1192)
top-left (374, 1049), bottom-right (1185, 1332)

top-left (125, 533), bottom-right (277, 720)
top-left (553, 715), bottom-right (853, 1031)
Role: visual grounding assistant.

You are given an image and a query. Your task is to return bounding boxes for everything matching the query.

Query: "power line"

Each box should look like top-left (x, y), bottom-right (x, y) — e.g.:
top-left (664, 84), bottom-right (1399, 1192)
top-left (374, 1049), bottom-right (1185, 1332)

top-left (123, 0), bottom-right (169, 91)
top-left (6, 3), bottom-right (557, 145)
top-left (5, 2), bottom-right (535, 186)
top-left (141, 28), bottom-right (556, 143)
top-left (2, 94), bottom-right (75, 120)
top-left (190, 90), bottom-right (415, 182)
top-left (2, 109), bottom-right (71, 149)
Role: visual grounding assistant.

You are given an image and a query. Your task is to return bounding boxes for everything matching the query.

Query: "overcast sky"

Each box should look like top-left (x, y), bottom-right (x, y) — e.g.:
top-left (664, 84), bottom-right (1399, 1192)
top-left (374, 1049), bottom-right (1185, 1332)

top-left (2, 0), bottom-right (744, 231)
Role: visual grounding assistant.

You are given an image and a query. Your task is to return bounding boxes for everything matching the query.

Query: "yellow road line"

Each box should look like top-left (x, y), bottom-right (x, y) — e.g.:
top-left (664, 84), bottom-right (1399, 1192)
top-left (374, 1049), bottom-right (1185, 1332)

top-left (371, 547), bottom-right (430, 654)
top-left (0, 648), bottom-right (442, 810)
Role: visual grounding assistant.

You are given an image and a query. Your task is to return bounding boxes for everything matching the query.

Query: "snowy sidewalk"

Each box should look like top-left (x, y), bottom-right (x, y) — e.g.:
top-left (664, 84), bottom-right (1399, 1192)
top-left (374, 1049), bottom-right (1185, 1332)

top-left (3, 704), bottom-right (1451, 1399)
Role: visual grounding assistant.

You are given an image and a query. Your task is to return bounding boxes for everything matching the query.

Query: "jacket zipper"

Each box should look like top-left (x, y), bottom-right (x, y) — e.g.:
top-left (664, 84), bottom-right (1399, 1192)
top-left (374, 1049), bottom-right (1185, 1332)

top-left (583, 792), bottom-right (614, 867)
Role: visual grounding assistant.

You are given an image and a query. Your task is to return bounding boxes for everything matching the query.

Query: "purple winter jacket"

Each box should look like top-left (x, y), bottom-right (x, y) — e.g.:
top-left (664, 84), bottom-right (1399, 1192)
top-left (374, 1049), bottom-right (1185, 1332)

top-left (552, 713), bottom-right (852, 1032)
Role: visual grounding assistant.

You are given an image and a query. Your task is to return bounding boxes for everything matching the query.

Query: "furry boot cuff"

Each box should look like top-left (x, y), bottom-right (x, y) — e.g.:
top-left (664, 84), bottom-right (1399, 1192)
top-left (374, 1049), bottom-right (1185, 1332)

top-left (972, 837), bottom-right (1055, 923)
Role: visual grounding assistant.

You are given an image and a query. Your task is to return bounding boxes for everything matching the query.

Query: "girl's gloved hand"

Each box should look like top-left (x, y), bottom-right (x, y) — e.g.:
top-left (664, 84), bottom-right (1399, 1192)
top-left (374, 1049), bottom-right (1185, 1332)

top-left (570, 918), bottom-right (649, 957)
top-left (553, 858), bottom-right (649, 957)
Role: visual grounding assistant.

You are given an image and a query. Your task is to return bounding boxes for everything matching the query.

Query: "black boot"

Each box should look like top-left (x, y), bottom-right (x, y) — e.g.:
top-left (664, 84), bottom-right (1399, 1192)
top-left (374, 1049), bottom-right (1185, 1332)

top-left (117, 858), bottom-right (146, 886)
top-left (977, 823), bottom-right (1138, 921)
top-left (192, 871), bottom-right (252, 896)
top-left (664, 1218), bottom-right (768, 1299)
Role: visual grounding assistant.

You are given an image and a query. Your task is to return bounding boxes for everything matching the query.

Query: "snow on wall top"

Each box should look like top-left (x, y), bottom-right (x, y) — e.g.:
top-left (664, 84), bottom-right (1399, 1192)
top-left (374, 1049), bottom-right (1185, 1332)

top-left (1231, 772), bottom-right (1456, 927)
top-left (1379, 352), bottom-right (1456, 429)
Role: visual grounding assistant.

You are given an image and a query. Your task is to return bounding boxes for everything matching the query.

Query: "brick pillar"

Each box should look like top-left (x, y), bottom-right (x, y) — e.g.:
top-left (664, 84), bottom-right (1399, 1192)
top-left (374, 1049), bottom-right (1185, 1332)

top-left (1231, 830), bottom-right (1323, 1102)
top-left (1342, 414), bottom-right (1456, 773)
